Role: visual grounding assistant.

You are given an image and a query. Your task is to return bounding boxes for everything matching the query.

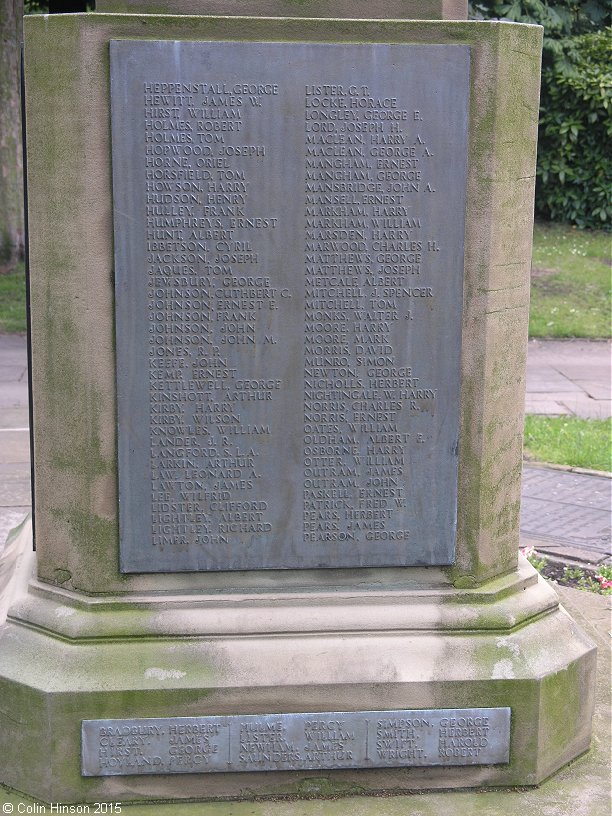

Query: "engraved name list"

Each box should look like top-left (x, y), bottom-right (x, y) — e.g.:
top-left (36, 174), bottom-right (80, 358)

top-left (82, 708), bottom-right (510, 776)
top-left (111, 41), bottom-right (469, 572)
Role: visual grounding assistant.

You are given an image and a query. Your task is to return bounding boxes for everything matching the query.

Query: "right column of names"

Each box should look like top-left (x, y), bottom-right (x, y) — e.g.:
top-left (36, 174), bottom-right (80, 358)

top-left (303, 83), bottom-right (444, 555)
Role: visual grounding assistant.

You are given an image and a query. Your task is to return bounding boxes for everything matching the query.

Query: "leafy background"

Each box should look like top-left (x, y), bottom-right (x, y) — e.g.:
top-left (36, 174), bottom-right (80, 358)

top-left (470, 2), bottom-right (611, 229)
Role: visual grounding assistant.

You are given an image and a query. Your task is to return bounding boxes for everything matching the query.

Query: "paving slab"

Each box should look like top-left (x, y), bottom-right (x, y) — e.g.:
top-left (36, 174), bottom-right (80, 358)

top-left (520, 465), bottom-right (611, 564)
top-left (529, 338), bottom-right (611, 363)
top-left (0, 429), bottom-right (31, 464)
top-left (570, 381), bottom-right (611, 401)
top-left (0, 364), bottom-right (28, 383)
top-left (0, 407), bottom-right (30, 429)
top-left (0, 332), bottom-right (28, 359)
top-left (525, 371), bottom-right (584, 393)
top-left (0, 463), bottom-right (32, 505)
top-left (0, 381), bottom-right (29, 409)
top-left (0, 456), bottom-right (31, 547)
top-left (526, 339), bottom-right (611, 418)
top-left (525, 393), bottom-right (611, 417)
top-left (524, 397), bottom-right (572, 415)
top-left (557, 396), bottom-right (612, 419)
top-left (522, 466), bottom-right (611, 510)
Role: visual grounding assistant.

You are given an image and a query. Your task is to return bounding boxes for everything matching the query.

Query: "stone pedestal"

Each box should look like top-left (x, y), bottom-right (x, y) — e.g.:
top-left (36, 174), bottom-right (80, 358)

top-left (0, 9), bottom-right (596, 804)
top-left (0, 552), bottom-right (596, 801)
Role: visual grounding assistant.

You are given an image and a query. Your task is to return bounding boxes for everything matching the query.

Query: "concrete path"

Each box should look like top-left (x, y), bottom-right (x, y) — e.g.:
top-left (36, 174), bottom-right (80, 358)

top-left (0, 334), bottom-right (610, 563)
top-left (0, 334), bottom-right (30, 546)
top-left (526, 338), bottom-right (611, 418)
top-left (521, 464), bottom-right (611, 565)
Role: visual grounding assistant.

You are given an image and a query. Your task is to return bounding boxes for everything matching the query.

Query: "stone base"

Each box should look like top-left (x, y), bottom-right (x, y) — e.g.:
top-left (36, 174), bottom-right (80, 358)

top-left (0, 545), bottom-right (596, 803)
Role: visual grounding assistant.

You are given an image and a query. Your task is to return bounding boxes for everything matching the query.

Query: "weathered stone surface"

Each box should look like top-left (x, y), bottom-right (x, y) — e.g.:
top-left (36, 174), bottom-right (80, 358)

top-left (0, 549), bottom-right (597, 801)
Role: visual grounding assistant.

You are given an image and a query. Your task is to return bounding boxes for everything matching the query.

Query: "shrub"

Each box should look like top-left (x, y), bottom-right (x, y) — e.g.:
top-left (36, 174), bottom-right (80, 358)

top-left (536, 29), bottom-right (612, 228)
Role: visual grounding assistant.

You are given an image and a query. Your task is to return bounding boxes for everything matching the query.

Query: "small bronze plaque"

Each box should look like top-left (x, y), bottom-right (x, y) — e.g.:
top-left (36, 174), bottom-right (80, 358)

top-left (82, 708), bottom-right (510, 775)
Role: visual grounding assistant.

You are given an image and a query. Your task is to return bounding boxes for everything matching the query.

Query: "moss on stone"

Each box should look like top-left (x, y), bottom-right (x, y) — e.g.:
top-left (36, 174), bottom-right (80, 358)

top-left (294, 776), bottom-right (366, 797)
top-left (536, 661), bottom-right (590, 776)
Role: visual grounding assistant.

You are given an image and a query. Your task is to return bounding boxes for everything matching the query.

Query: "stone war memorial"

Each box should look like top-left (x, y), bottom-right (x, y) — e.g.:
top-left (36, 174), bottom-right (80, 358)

top-left (0, 0), bottom-right (597, 805)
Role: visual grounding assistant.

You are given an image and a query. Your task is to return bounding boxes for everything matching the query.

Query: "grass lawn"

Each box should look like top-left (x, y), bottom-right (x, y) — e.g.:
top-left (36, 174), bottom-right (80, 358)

top-left (530, 222), bottom-right (611, 338)
top-left (524, 415), bottom-right (612, 472)
top-left (0, 261), bottom-right (27, 334)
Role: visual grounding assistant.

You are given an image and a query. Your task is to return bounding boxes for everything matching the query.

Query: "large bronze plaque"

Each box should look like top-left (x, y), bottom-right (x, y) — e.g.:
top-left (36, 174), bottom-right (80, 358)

top-left (82, 708), bottom-right (510, 775)
top-left (111, 40), bottom-right (469, 572)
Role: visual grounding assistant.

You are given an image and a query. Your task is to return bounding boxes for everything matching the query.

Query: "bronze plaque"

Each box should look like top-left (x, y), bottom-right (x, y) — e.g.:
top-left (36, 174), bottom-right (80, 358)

top-left (111, 40), bottom-right (469, 571)
top-left (83, 708), bottom-right (510, 775)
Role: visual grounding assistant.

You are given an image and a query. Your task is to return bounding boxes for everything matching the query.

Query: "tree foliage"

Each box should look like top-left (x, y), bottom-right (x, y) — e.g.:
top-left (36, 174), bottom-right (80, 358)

top-left (469, 1), bottom-right (610, 47)
top-left (24, 2), bottom-right (93, 11)
top-left (470, 1), bottom-right (611, 229)
top-left (536, 29), bottom-right (611, 227)
top-left (13, 2), bottom-right (611, 233)
top-left (469, 1), bottom-right (610, 74)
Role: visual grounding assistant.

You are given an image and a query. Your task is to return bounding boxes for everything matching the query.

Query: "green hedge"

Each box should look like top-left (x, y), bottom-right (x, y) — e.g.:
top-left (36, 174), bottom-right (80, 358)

top-left (536, 29), bottom-right (611, 229)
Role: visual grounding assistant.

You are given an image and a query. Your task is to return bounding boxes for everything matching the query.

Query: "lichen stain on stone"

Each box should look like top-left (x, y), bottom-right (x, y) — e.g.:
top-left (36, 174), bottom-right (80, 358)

top-left (496, 636), bottom-right (521, 657)
top-left (144, 667), bottom-right (187, 681)
top-left (54, 606), bottom-right (76, 618)
top-left (48, 508), bottom-right (116, 591)
top-left (492, 659), bottom-right (515, 679)
top-left (453, 574), bottom-right (478, 589)
top-left (52, 568), bottom-right (72, 585)
top-left (294, 775), bottom-right (366, 799)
